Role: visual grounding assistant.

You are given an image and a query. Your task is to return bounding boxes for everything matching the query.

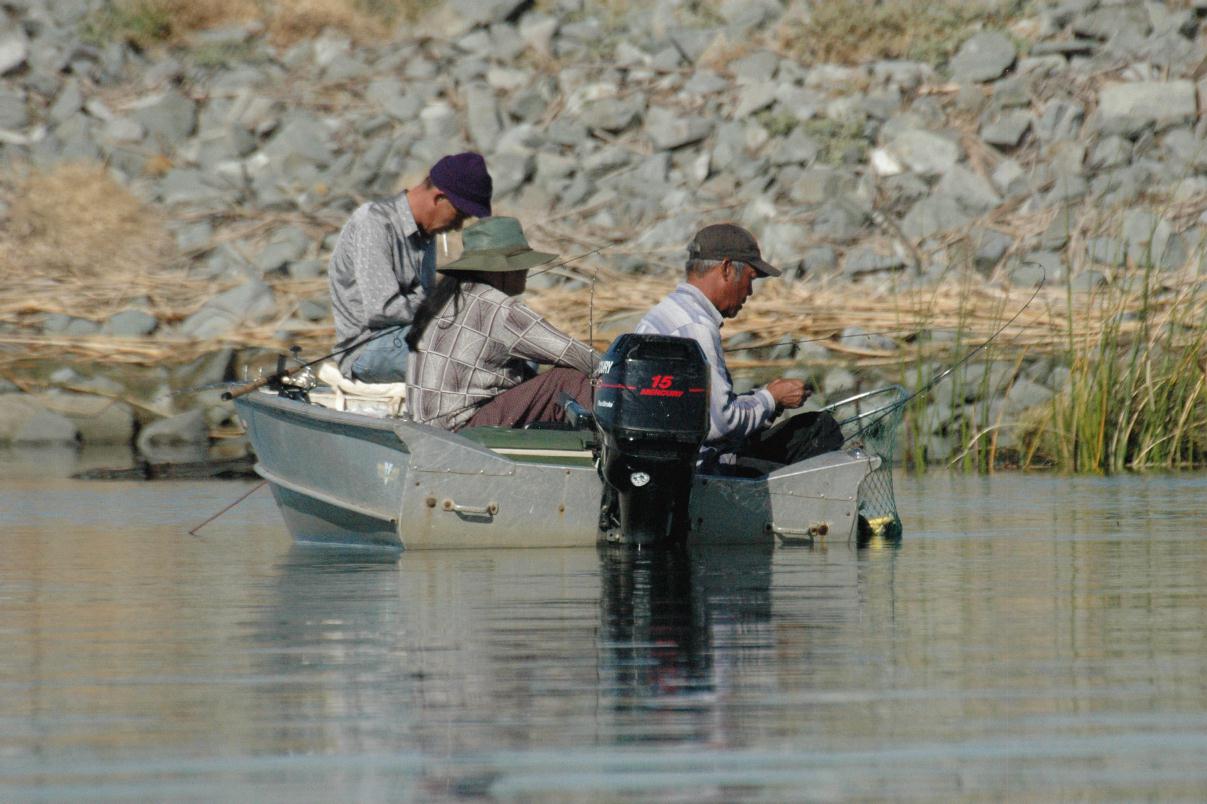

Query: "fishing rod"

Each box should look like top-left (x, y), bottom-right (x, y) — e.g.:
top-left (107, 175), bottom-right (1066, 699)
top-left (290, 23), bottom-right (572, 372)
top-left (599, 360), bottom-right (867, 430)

top-left (219, 244), bottom-right (611, 401)
top-left (840, 268), bottom-right (1047, 446)
top-left (220, 325), bottom-right (403, 401)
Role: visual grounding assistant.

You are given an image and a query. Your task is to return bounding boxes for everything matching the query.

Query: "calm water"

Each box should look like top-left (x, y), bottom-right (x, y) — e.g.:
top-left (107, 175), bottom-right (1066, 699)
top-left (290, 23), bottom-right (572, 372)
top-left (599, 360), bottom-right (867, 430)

top-left (3, 447), bottom-right (1207, 801)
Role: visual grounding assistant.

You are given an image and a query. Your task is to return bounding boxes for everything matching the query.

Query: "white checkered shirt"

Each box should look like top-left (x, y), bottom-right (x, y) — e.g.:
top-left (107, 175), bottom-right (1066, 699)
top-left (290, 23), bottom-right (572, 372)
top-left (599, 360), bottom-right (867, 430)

top-left (407, 282), bottom-right (597, 430)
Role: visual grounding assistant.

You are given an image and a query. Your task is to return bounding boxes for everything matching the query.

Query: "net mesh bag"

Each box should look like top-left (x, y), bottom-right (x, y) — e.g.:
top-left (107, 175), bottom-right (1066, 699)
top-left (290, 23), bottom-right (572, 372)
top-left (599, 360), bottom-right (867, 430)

top-left (827, 386), bottom-right (907, 543)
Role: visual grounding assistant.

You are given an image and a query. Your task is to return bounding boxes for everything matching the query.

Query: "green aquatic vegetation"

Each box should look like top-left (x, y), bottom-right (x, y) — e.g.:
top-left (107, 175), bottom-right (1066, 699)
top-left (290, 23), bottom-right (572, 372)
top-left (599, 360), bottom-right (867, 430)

top-left (780, 0), bottom-right (1030, 67)
top-left (83, 0), bottom-right (174, 48)
top-left (1021, 260), bottom-right (1207, 472)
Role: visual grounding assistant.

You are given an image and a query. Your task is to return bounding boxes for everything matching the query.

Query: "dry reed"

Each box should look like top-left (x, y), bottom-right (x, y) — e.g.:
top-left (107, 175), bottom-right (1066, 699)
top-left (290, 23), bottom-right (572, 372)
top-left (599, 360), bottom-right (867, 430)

top-left (92, 0), bottom-right (439, 47)
top-left (0, 163), bottom-right (173, 282)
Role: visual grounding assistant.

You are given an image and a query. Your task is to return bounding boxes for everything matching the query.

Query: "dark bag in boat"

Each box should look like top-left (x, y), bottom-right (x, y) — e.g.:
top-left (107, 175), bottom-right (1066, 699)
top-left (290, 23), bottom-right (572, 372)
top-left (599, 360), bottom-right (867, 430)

top-left (741, 411), bottom-right (845, 465)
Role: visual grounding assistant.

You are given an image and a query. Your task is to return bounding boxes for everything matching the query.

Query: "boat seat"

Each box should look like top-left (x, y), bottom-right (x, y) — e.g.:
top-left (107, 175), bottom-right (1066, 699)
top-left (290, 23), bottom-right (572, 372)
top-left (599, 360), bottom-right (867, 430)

top-left (460, 425), bottom-right (597, 463)
top-left (522, 421), bottom-right (576, 431)
top-left (309, 362), bottom-right (407, 418)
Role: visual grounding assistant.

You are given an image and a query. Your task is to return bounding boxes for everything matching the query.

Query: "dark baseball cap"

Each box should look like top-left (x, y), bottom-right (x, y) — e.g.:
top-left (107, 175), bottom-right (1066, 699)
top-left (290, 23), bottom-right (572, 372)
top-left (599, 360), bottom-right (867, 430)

top-left (429, 152), bottom-right (492, 219)
top-left (687, 223), bottom-right (781, 277)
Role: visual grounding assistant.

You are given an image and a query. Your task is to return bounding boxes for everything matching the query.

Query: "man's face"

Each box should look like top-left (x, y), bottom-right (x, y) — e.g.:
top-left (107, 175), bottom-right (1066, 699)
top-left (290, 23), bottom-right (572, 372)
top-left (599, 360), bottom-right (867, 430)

top-left (429, 193), bottom-right (468, 234)
top-left (717, 260), bottom-right (756, 318)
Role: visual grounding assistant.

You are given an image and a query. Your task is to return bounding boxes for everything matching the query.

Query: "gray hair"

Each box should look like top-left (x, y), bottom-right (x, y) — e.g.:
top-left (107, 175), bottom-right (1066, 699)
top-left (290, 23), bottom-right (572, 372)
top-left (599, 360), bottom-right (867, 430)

top-left (685, 257), bottom-right (724, 278)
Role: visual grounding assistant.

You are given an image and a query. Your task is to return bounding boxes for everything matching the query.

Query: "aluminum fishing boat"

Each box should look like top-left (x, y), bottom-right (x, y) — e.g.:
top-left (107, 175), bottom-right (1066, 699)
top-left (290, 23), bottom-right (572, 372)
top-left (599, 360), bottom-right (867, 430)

top-left (234, 335), bottom-right (904, 550)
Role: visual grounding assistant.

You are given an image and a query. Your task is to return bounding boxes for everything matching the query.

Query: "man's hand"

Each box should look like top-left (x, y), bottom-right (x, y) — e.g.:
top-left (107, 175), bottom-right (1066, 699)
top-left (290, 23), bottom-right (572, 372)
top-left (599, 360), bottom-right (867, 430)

top-left (765, 378), bottom-right (811, 409)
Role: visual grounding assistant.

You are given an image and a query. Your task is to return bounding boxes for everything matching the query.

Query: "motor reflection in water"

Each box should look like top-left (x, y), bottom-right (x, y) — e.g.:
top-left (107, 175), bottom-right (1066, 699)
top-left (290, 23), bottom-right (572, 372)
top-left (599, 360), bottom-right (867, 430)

top-left (597, 543), bottom-right (774, 719)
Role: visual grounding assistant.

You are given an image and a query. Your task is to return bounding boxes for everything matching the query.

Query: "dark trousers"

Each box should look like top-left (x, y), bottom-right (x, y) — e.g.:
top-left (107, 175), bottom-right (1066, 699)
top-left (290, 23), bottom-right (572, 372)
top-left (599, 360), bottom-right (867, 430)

top-left (467, 367), bottom-right (593, 429)
top-left (740, 410), bottom-right (845, 464)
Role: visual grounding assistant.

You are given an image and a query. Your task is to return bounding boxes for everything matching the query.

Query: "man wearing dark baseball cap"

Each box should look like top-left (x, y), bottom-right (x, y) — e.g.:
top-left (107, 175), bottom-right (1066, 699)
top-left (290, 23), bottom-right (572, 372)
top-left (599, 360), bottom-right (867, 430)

top-left (635, 223), bottom-right (843, 472)
top-left (328, 152), bottom-right (493, 383)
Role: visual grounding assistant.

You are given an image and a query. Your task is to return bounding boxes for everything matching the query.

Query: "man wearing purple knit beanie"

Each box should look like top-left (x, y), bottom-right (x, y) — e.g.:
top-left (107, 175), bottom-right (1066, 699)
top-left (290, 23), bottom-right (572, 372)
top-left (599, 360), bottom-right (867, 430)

top-left (329, 152), bottom-right (493, 383)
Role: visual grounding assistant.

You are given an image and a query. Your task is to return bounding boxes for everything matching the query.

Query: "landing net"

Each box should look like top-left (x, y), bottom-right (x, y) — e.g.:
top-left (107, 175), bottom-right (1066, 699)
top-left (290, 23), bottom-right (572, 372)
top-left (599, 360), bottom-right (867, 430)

top-left (825, 385), bottom-right (907, 543)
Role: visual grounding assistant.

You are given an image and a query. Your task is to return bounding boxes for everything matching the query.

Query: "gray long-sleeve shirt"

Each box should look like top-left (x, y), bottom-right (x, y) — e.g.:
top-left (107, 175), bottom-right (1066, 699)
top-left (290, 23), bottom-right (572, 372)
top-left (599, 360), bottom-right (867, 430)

top-left (328, 192), bottom-right (435, 373)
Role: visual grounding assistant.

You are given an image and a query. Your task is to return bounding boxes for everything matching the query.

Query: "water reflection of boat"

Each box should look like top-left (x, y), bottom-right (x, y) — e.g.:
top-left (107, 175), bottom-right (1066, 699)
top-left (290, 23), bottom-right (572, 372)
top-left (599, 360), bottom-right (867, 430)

top-left (597, 543), bottom-right (774, 716)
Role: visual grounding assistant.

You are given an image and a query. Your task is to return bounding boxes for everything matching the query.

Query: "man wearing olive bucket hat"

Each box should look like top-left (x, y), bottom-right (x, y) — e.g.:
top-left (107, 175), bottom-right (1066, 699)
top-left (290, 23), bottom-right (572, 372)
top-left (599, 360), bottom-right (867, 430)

top-left (405, 217), bottom-right (598, 431)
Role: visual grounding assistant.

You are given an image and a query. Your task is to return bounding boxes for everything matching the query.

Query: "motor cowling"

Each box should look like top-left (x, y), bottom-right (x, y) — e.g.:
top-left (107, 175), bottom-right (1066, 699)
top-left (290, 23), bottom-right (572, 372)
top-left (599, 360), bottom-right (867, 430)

top-left (594, 334), bottom-right (710, 546)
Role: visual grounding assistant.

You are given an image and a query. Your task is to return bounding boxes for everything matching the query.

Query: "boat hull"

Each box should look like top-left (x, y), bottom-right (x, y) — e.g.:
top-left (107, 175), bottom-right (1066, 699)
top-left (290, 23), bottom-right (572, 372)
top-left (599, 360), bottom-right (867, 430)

top-left (235, 392), bottom-right (879, 550)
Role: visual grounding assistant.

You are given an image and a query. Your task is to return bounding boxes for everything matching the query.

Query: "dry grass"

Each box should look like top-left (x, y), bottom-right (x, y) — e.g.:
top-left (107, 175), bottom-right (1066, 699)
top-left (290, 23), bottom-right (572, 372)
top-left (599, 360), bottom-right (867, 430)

top-left (0, 163), bottom-right (173, 282)
top-left (779, 0), bottom-right (1026, 66)
top-left (90, 0), bottom-right (441, 48)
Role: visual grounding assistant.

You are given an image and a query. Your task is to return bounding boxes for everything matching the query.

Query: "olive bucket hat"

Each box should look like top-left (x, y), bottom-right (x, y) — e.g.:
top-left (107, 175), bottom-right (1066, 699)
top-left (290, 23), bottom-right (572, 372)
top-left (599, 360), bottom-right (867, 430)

top-left (438, 217), bottom-right (558, 274)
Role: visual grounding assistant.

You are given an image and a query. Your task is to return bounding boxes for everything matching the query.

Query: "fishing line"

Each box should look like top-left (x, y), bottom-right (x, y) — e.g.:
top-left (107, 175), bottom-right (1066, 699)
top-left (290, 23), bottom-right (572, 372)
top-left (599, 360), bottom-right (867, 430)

top-left (187, 479), bottom-right (267, 536)
top-left (527, 242), bottom-right (609, 277)
top-left (723, 327), bottom-right (964, 354)
top-left (840, 267), bottom-right (1047, 446)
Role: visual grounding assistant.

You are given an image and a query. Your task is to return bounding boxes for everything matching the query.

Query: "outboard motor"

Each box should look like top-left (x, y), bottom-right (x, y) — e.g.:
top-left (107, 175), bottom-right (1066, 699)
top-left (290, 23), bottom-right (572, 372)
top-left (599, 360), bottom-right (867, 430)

top-left (594, 334), bottom-right (710, 546)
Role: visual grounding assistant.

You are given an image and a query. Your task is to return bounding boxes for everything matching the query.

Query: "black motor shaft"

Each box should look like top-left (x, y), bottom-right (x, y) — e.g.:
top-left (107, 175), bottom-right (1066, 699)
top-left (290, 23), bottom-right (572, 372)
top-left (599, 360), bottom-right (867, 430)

top-left (593, 334), bottom-right (710, 546)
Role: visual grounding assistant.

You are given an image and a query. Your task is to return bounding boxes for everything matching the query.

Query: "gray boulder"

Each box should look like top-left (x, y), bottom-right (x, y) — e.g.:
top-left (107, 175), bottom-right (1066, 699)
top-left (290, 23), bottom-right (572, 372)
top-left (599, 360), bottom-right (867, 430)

top-left (1098, 81), bottom-right (1197, 130)
top-left (901, 195), bottom-right (972, 240)
top-left (645, 106), bottom-right (713, 150)
top-left (843, 248), bottom-right (906, 277)
top-left (758, 221), bottom-right (812, 273)
top-left (885, 129), bottom-right (960, 176)
top-left (451, 0), bottom-right (528, 26)
top-left (103, 309), bottom-right (159, 337)
top-left (1088, 136), bottom-right (1132, 170)
top-left (936, 165), bottom-right (1002, 214)
top-left (3, 408), bottom-right (78, 444)
top-left (1086, 237), bottom-right (1126, 266)
top-left (465, 83), bottom-right (502, 151)
top-left (41, 392), bottom-right (136, 444)
top-left (137, 409), bottom-right (209, 461)
top-left (130, 90), bottom-right (198, 146)
top-left (969, 228), bottom-right (1013, 272)
top-left (1043, 174), bottom-right (1088, 205)
top-left (0, 30), bottom-right (29, 75)
top-left (365, 79), bottom-right (422, 121)
top-left (1072, 5), bottom-right (1151, 40)
top-left (158, 168), bottom-right (234, 209)
top-left (49, 80), bottom-right (83, 124)
top-left (580, 95), bottom-right (645, 133)
top-left (1009, 250), bottom-right (1063, 285)
top-left (811, 200), bottom-right (868, 242)
top-left (489, 150), bottom-right (533, 197)
top-left (799, 245), bottom-right (837, 277)
top-left (949, 31), bottom-right (1016, 83)
top-left (0, 84), bottom-right (27, 130)
top-left (980, 112), bottom-right (1031, 148)
top-left (1034, 99), bottom-right (1084, 142)
top-left (254, 225), bottom-right (311, 274)
top-left (260, 114), bottom-right (334, 168)
top-left (1040, 211), bottom-right (1074, 251)
top-left (179, 280), bottom-right (276, 339)
top-left (769, 128), bottom-right (820, 166)
top-left (0, 397), bottom-right (78, 445)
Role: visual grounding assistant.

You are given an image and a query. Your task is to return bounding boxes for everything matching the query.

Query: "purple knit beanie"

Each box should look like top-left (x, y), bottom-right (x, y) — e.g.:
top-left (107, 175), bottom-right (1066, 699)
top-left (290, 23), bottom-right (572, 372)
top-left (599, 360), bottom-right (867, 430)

top-left (429, 152), bottom-right (492, 218)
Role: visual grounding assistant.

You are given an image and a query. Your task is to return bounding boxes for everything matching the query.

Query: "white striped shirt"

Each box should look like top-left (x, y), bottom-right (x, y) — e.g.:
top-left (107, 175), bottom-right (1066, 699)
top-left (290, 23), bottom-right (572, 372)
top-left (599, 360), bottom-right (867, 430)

top-left (635, 283), bottom-right (777, 468)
